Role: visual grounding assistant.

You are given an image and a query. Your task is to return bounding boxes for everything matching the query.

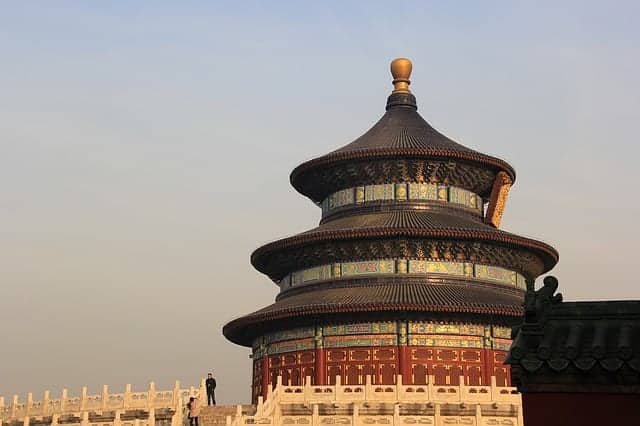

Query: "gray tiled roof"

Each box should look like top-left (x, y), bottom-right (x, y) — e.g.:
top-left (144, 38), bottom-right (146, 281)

top-left (223, 280), bottom-right (523, 346)
top-left (506, 276), bottom-right (640, 391)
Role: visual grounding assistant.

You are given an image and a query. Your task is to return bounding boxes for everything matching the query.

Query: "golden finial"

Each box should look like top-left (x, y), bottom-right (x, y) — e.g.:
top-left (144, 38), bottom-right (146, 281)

top-left (390, 58), bottom-right (413, 93)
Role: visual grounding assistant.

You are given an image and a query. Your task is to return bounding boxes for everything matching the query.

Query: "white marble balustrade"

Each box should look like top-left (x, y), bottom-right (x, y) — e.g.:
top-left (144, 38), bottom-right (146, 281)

top-left (0, 379), bottom-right (206, 425)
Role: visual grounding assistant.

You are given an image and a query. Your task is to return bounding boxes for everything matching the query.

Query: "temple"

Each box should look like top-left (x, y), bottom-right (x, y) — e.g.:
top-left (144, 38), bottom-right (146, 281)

top-left (223, 58), bottom-right (558, 403)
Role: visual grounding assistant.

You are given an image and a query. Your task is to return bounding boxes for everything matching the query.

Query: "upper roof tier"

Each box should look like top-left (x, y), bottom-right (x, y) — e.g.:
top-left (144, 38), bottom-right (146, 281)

top-left (290, 58), bottom-right (515, 203)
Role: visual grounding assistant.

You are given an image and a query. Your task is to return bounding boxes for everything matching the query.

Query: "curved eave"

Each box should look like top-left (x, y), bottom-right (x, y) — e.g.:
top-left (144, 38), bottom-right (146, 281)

top-left (289, 147), bottom-right (516, 203)
top-left (223, 289), bottom-right (524, 347)
top-left (251, 227), bottom-right (559, 279)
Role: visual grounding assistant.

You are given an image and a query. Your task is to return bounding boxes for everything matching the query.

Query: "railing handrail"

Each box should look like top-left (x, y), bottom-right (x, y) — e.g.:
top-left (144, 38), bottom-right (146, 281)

top-left (228, 375), bottom-right (522, 426)
top-left (0, 379), bottom-right (206, 422)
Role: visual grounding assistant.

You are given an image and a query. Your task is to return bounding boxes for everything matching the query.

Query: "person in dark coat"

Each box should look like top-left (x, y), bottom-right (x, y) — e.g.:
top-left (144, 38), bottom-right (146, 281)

top-left (205, 372), bottom-right (217, 406)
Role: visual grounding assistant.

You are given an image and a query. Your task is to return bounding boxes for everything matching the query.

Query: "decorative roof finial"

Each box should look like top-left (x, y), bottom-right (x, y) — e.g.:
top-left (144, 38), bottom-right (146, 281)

top-left (390, 58), bottom-right (412, 94)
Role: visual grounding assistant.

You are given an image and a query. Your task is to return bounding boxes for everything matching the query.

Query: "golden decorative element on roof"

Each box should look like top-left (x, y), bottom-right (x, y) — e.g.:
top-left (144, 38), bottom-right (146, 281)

top-left (485, 171), bottom-right (513, 228)
top-left (390, 58), bottom-right (412, 93)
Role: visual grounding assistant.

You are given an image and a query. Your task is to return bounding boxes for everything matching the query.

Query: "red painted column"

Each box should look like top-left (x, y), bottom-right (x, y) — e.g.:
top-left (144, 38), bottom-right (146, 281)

top-left (315, 347), bottom-right (326, 385)
top-left (399, 345), bottom-right (411, 384)
top-left (482, 348), bottom-right (492, 386)
top-left (261, 355), bottom-right (269, 400)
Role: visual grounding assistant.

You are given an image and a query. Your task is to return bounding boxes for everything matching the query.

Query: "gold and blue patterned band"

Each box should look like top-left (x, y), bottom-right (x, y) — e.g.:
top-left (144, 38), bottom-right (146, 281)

top-left (253, 322), bottom-right (513, 356)
top-left (321, 183), bottom-right (483, 216)
top-left (280, 259), bottom-right (526, 289)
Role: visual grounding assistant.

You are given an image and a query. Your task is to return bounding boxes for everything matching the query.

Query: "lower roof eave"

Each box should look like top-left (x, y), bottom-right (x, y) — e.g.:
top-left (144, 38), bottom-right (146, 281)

top-left (223, 303), bottom-right (523, 347)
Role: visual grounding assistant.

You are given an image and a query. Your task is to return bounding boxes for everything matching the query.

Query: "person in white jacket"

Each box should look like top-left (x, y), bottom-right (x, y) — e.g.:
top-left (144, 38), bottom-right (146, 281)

top-left (187, 396), bottom-right (200, 426)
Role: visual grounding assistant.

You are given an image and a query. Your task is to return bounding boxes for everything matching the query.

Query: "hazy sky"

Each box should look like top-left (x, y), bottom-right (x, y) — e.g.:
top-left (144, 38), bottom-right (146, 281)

top-left (1, 1), bottom-right (639, 404)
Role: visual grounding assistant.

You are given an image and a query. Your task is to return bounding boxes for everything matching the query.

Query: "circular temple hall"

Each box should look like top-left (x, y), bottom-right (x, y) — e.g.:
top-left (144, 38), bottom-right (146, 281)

top-left (223, 58), bottom-right (558, 403)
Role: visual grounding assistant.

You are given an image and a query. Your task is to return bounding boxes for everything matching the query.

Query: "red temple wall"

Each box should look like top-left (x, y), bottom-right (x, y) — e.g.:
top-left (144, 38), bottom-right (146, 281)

top-left (521, 392), bottom-right (640, 426)
top-left (251, 346), bottom-right (510, 402)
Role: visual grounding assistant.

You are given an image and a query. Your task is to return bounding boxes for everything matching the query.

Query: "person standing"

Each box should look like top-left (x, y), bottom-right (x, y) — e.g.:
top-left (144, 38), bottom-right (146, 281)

top-left (205, 372), bottom-right (217, 406)
top-left (187, 396), bottom-right (200, 426)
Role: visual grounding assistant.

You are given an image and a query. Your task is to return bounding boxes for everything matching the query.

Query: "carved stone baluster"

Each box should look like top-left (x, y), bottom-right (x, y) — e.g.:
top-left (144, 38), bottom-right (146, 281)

top-left (124, 384), bottom-right (132, 409)
top-left (199, 378), bottom-right (206, 401)
top-left (11, 395), bottom-right (18, 419)
top-left (102, 385), bottom-right (108, 411)
top-left (60, 389), bottom-right (67, 413)
top-left (113, 409), bottom-right (122, 426)
top-left (26, 392), bottom-right (32, 417)
top-left (80, 387), bottom-right (87, 411)
top-left (171, 397), bottom-right (183, 426)
top-left (148, 382), bottom-right (155, 410)
top-left (80, 411), bottom-right (89, 426)
top-left (312, 404), bottom-right (319, 426)
top-left (490, 375), bottom-right (497, 400)
top-left (172, 380), bottom-right (180, 408)
top-left (43, 391), bottom-right (50, 416)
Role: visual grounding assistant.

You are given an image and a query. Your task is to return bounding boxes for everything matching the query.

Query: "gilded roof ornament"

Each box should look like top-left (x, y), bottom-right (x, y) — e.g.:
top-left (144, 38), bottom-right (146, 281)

top-left (390, 58), bottom-right (412, 93)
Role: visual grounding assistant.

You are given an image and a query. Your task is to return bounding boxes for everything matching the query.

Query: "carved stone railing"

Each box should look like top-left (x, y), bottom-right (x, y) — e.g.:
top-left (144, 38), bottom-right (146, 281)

top-left (0, 379), bottom-right (206, 425)
top-left (228, 375), bottom-right (523, 426)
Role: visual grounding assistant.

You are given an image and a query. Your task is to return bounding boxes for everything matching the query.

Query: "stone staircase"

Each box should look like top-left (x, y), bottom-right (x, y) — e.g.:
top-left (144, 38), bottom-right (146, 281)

top-left (197, 405), bottom-right (255, 425)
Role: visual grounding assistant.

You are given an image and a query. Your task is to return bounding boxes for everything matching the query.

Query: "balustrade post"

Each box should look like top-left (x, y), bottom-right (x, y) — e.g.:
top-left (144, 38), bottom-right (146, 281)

top-left (434, 403), bottom-right (441, 426)
top-left (148, 382), bottom-right (155, 410)
top-left (148, 407), bottom-right (155, 425)
top-left (60, 389), bottom-right (67, 412)
top-left (303, 375), bottom-right (309, 400)
top-left (312, 404), bottom-right (319, 426)
top-left (11, 395), bottom-right (18, 418)
top-left (266, 379), bottom-right (272, 401)
top-left (393, 403), bottom-right (400, 425)
top-left (490, 375), bottom-right (497, 400)
top-left (80, 411), bottom-right (89, 426)
top-left (124, 384), bottom-right (132, 408)
top-left (352, 403), bottom-right (358, 425)
top-left (171, 397), bottom-right (183, 426)
top-left (102, 385), bottom-right (108, 411)
top-left (173, 380), bottom-right (181, 408)
top-left (80, 386), bottom-right (87, 411)
top-left (51, 414), bottom-right (59, 426)
top-left (256, 396), bottom-right (263, 415)
top-left (427, 375), bottom-right (434, 400)
top-left (273, 400), bottom-right (281, 425)
top-left (365, 375), bottom-right (372, 400)
top-left (43, 390), bottom-right (50, 416)
top-left (199, 378), bottom-right (206, 400)
top-left (475, 403), bottom-right (482, 424)
top-left (26, 392), bottom-right (33, 417)
top-left (22, 414), bottom-right (29, 426)
top-left (113, 409), bottom-right (122, 426)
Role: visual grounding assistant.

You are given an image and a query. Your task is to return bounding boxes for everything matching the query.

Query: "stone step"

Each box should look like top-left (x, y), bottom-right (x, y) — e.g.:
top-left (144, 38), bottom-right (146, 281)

top-left (197, 405), bottom-right (255, 426)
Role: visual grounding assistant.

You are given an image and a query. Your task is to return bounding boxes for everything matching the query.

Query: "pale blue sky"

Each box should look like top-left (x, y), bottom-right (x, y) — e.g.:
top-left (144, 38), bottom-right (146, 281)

top-left (1, 1), bottom-right (639, 403)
